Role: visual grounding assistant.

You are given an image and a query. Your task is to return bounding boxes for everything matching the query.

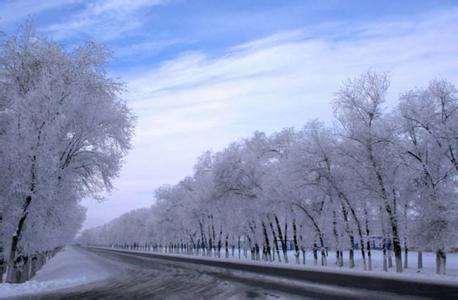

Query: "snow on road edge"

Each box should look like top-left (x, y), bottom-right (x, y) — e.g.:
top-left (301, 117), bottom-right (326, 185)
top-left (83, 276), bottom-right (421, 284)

top-left (92, 247), bottom-right (458, 286)
top-left (0, 246), bottom-right (113, 299)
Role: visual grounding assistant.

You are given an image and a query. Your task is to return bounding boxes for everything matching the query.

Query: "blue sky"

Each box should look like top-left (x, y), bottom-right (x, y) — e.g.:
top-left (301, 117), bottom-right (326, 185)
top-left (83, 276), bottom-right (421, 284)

top-left (1, 0), bottom-right (456, 73)
top-left (1, 0), bottom-right (458, 229)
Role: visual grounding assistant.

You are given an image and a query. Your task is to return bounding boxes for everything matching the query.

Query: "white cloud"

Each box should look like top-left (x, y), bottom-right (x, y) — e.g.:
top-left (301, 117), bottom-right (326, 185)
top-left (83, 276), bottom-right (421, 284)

top-left (113, 39), bottom-right (184, 58)
top-left (82, 8), bottom-right (458, 229)
top-left (0, 0), bottom-right (76, 26)
top-left (44, 0), bottom-right (169, 41)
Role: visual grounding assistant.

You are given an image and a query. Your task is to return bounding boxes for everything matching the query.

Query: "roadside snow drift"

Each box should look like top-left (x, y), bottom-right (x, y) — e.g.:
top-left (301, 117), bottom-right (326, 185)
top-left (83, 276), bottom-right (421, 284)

top-left (0, 246), bottom-right (112, 299)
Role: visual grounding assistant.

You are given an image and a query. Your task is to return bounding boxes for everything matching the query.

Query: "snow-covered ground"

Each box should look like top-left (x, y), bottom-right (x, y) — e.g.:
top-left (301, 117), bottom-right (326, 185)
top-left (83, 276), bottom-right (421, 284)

top-left (1, 246), bottom-right (456, 299)
top-left (109, 247), bottom-right (458, 282)
top-left (0, 247), bottom-right (114, 299)
top-left (283, 249), bottom-right (458, 280)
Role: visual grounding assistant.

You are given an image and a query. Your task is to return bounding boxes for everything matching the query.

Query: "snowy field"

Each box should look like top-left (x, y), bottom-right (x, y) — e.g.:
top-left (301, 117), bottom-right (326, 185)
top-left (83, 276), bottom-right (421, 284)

top-left (0, 247), bottom-right (115, 299)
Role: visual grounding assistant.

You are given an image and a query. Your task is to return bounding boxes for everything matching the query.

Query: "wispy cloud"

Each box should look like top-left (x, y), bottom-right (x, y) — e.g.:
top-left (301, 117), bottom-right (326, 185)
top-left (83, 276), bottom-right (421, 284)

top-left (0, 0), bottom-right (76, 26)
top-left (82, 8), bottom-right (458, 229)
top-left (43, 0), bottom-right (169, 42)
top-left (113, 38), bottom-right (185, 59)
top-left (127, 11), bottom-right (458, 139)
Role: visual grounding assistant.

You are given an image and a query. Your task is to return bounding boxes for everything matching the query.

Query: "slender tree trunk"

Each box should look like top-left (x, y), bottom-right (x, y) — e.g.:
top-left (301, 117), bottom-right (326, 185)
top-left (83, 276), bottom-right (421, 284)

top-left (217, 225), bottom-right (222, 258)
top-left (388, 247), bottom-right (393, 268)
top-left (387, 200), bottom-right (402, 272)
top-left (7, 195), bottom-right (32, 283)
top-left (364, 204), bottom-right (372, 271)
top-left (238, 236), bottom-right (241, 259)
top-left (199, 220), bottom-right (207, 255)
top-left (269, 220), bottom-right (281, 263)
top-left (379, 206), bottom-right (388, 272)
top-left (403, 202), bottom-right (408, 269)
top-left (368, 141), bottom-right (402, 272)
top-left (332, 209), bottom-right (343, 267)
top-left (300, 225), bottom-right (305, 265)
top-left (436, 249), bottom-right (446, 275)
top-left (382, 238), bottom-right (388, 272)
top-left (292, 219), bottom-right (300, 264)
top-left (295, 204), bottom-right (326, 266)
top-left (366, 239), bottom-right (372, 271)
top-left (275, 215), bottom-right (288, 263)
top-left (404, 238), bottom-right (408, 269)
top-left (255, 243), bottom-right (260, 261)
top-left (262, 222), bottom-right (271, 262)
top-left (340, 204), bottom-right (355, 268)
top-left (349, 235), bottom-right (355, 268)
top-left (319, 237), bottom-right (327, 266)
top-left (225, 234), bottom-right (229, 259)
top-left (334, 187), bottom-right (365, 269)
top-left (417, 251), bottom-right (423, 269)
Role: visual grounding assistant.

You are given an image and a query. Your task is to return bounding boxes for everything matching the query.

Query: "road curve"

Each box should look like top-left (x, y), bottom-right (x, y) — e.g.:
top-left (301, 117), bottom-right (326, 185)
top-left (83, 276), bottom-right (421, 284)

top-left (16, 247), bottom-right (458, 299)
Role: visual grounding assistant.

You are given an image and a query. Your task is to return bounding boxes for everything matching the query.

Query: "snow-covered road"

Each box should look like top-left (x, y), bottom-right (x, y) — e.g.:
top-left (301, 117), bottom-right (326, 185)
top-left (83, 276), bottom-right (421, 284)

top-left (9, 247), bottom-right (308, 300)
top-left (3, 246), bottom-right (458, 299)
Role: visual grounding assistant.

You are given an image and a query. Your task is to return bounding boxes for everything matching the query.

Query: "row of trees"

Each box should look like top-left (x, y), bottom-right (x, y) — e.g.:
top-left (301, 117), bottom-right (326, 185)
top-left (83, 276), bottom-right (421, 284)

top-left (79, 72), bottom-right (457, 275)
top-left (0, 27), bottom-right (134, 283)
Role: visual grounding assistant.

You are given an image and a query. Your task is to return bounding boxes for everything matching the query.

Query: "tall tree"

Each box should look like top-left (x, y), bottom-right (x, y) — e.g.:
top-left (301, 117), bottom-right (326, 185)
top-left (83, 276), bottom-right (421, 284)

top-left (0, 27), bottom-right (134, 282)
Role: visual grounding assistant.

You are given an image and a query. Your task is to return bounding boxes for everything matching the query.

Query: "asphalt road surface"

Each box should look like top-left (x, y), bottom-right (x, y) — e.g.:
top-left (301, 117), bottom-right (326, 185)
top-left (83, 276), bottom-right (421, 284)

top-left (15, 247), bottom-right (458, 300)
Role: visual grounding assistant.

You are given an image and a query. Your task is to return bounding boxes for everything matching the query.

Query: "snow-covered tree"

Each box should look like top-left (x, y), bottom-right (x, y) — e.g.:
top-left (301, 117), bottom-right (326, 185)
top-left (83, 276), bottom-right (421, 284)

top-left (77, 71), bottom-right (457, 277)
top-left (0, 26), bottom-right (134, 282)
top-left (397, 80), bottom-right (458, 274)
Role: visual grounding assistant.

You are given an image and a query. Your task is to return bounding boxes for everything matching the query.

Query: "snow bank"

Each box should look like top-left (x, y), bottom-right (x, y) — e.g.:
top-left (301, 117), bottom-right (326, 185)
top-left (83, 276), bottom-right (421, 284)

top-left (0, 246), bottom-right (112, 299)
top-left (99, 247), bottom-right (458, 284)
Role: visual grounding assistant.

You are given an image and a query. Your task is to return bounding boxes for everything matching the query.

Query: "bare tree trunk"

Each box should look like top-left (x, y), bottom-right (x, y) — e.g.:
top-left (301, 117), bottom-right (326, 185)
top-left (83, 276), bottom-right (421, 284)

top-left (417, 251), bottom-right (423, 269)
top-left (275, 215), bottom-right (288, 263)
top-left (404, 238), bottom-right (408, 269)
top-left (364, 204), bottom-right (372, 271)
top-left (7, 195), bottom-right (32, 283)
top-left (340, 205), bottom-right (354, 268)
top-left (368, 142), bottom-right (402, 272)
top-left (217, 225), bottom-right (222, 258)
top-left (20, 256), bottom-right (30, 283)
top-left (238, 236), bottom-right (241, 259)
top-left (300, 225), bottom-right (305, 265)
top-left (255, 243), bottom-right (260, 261)
top-left (388, 201), bottom-right (403, 272)
top-left (366, 239), bottom-right (372, 271)
top-left (332, 209), bottom-right (343, 267)
top-left (340, 195), bottom-right (365, 269)
top-left (207, 223), bottom-right (213, 257)
top-left (436, 249), bottom-right (446, 275)
top-left (294, 204), bottom-right (326, 266)
top-left (403, 202), bottom-right (408, 269)
top-left (320, 238), bottom-right (327, 266)
top-left (379, 206), bottom-right (388, 272)
top-left (292, 219), bottom-right (300, 264)
top-left (199, 220), bottom-right (207, 255)
top-left (349, 235), bottom-right (355, 268)
top-left (262, 221), bottom-right (272, 262)
top-left (30, 255), bottom-right (39, 278)
top-left (269, 220), bottom-right (281, 263)
top-left (313, 241), bottom-right (318, 265)
top-left (388, 246), bottom-right (393, 268)
top-left (225, 234), bottom-right (229, 259)
top-left (382, 237), bottom-right (388, 272)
